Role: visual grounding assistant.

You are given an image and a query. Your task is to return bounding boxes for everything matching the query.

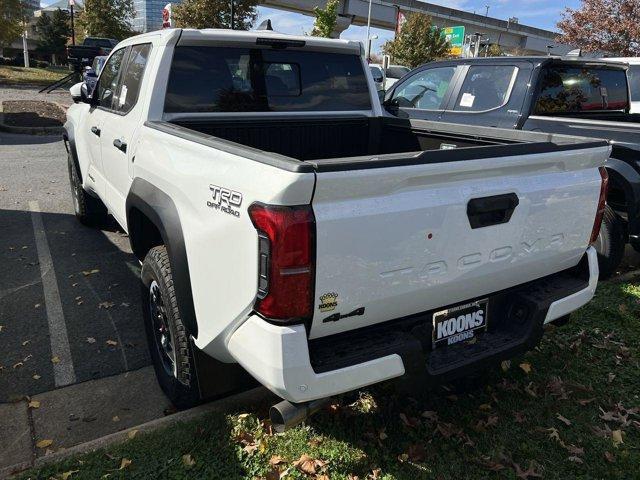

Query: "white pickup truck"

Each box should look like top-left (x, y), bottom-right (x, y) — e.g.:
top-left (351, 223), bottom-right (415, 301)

top-left (65, 28), bottom-right (610, 430)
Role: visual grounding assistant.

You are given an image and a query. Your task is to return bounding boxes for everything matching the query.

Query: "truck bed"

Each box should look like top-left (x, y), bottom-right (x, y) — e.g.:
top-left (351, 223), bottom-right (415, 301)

top-left (160, 116), bottom-right (606, 171)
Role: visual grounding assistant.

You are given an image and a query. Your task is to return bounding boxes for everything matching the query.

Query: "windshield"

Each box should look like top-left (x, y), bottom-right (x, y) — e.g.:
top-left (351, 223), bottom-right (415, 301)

top-left (165, 46), bottom-right (371, 113)
top-left (627, 65), bottom-right (640, 102)
top-left (386, 66), bottom-right (409, 79)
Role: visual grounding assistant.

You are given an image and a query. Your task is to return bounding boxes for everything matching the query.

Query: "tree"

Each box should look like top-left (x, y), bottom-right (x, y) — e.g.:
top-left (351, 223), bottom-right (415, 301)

top-left (557, 0), bottom-right (640, 56)
top-left (486, 43), bottom-right (503, 57)
top-left (1, 0), bottom-right (26, 49)
top-left (77, 0), bottom-right (136, 40)
top-left (382, 13), bottom-right (449, 68)
top-left (173, 0), bottom-right (257, 30)
top-left (310, 0), bottom-right (339, 38)
top-left (36, 8), bottom-right (71, 64)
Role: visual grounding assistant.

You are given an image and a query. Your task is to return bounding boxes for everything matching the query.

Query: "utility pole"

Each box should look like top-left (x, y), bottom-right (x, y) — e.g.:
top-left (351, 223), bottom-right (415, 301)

top-left (484, 4), bottom-right (489, 17)
top-left (69, 0), bottom-right (75, 45)
top-left (22, 28), bottom-right (29, 68)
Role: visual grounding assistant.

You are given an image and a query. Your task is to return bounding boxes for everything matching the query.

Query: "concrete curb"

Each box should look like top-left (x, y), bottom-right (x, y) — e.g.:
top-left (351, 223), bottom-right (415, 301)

top-left (2, 386), bottom-right (276, 479)
top-left (0, 103), bottom-right (65, 136)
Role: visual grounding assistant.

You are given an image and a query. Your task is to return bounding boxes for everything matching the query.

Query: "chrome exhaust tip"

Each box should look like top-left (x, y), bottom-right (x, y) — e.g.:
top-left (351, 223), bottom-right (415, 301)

top-left (269, 397), bottom-right (332, 433)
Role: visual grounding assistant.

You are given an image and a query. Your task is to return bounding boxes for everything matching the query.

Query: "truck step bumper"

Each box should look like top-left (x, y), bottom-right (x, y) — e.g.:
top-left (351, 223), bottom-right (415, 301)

top-left (227, 248), bottom-right (597, 403)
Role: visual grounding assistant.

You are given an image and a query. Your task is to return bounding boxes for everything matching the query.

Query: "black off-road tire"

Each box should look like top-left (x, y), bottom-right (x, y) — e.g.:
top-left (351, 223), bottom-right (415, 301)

top-left (595, 205), bottom-right (626, 280)
top-left (67, 153), bottom-right (108, 226)
top-left (141, 246), bottom-right (201, 409)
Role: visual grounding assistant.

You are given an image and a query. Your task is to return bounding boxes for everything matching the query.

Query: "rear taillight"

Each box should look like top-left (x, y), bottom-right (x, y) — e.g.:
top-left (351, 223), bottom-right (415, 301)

top-left (248, 203), bottom-right (315, 323)
top-left (590, 166), bottom-right (609, 245)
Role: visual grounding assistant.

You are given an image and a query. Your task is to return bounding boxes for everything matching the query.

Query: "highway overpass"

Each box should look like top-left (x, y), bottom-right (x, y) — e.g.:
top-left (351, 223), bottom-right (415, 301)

top-left (261, 0), bottom-right (574, 55)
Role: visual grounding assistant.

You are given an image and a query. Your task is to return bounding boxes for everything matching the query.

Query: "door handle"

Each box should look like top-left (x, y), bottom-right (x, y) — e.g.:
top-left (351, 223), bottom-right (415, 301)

top-left (467, 193), bottom-right (519, 229)
top-left (113, 138), bottom-right (127, 153)
top-left (90, 126), bottom-right (101, 136)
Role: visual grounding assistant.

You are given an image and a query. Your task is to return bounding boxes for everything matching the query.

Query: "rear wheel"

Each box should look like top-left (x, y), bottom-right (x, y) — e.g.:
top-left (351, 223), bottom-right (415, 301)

top-left (594, 205), bottom-right (625, 280)
top-left (67, 154), bottom-right (107, 226)
top-left (141, 246), bottom-right (200, 409)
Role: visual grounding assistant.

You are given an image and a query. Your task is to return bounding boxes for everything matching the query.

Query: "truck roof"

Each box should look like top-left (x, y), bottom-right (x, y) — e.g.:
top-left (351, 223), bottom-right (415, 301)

top-left (113, 28), bottom-right (362, 55)
top-left (421, 56), bottom-right (629, 69)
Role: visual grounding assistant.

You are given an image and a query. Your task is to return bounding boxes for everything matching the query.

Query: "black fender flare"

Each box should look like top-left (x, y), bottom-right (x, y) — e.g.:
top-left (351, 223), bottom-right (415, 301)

top-left (605, 157), bottom-right (640, 238)
top-left (62, 126), bottom-right (82, 183)
top-left (126, 178), bottom-right (198, 338)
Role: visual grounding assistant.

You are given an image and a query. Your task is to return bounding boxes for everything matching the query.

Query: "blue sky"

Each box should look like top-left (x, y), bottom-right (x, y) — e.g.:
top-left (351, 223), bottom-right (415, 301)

top-left (256, 0), bottom-right (582, 54)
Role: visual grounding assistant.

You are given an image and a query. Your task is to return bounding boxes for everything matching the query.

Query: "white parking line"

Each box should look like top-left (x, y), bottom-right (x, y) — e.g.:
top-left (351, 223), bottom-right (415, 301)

top-left (29, 200), bottom-right (76, 387)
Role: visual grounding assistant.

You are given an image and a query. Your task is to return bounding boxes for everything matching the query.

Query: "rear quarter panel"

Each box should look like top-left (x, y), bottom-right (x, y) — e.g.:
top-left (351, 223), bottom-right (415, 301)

top-left (132, 126), bottom-right (316, 361)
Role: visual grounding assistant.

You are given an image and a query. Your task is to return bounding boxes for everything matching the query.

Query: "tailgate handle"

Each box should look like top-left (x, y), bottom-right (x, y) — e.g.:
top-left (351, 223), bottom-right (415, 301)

top-left (467, 193), bottom-right (519, 229)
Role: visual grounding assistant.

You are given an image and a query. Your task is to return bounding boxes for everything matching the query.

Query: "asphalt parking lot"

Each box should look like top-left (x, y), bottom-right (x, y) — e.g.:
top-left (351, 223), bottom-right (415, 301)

top-left (0, 130), bottom-right (150, 401)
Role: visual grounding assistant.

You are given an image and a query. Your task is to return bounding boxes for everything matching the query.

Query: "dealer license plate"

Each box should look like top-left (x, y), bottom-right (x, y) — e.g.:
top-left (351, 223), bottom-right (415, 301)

top-left (432, 298), bottom-right (489, 348)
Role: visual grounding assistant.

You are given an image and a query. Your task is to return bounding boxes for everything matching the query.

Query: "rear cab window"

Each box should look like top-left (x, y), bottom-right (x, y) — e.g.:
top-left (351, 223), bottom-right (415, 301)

top-left (164, 46), bottom-right (371, 113)
top-left (453, 65), bottom-right (518, 112)
top-left (534, 64), bottom-right (629, 114)
top-left (627, 65), bottom-right (640, 102)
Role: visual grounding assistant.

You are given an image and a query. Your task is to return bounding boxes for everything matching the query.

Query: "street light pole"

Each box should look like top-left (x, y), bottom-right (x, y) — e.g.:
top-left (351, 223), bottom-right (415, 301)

top-left (69, 0), bottom-right (75, 45)
top-left (365, 0), bottom-right (373, 61)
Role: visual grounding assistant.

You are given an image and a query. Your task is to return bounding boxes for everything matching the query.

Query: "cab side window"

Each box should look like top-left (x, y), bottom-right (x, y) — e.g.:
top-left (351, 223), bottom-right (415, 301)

top-left (115, 43), bottom-right (152, 113)
top-left (95, 48), bottom-right (126, 110)
top-left (453, 65), bottom-right (517, 112)
top-left (390, 67), bottom-right (456, 110)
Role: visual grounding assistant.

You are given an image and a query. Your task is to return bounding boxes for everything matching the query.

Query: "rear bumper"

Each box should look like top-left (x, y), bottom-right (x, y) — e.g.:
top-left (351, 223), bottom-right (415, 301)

top-left (227, 247), bottom-right (598, 403)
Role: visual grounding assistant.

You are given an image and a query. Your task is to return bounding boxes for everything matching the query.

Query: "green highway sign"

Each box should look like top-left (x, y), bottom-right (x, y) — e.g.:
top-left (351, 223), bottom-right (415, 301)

top-left (442, 26), bottom-right (465, 55)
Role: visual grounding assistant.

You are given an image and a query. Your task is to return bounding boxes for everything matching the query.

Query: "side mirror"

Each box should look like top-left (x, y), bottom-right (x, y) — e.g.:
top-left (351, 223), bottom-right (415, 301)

top-left (377, 89), bottom-right (385, 102)
top-left (69, 82), bottom-right (92, 104)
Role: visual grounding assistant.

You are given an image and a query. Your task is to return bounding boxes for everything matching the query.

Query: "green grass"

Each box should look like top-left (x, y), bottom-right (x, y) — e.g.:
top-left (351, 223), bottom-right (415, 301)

top-left (0, 65), bottom-right (68, 86)
top-left (20, 279), bottom-right (640, 479)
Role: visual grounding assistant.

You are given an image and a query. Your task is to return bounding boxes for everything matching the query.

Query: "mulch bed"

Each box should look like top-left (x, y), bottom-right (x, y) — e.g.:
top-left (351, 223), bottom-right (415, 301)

top-left (2, 100), bottom-right (66, 127)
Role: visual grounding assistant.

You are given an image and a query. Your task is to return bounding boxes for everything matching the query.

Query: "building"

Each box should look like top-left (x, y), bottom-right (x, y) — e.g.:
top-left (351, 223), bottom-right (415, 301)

top-left (133, 0), bottom-right (179, 32)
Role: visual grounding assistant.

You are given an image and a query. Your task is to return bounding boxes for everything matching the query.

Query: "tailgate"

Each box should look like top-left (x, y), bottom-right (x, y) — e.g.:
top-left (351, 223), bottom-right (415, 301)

top-left (309, 144), bottom-right (609, 339)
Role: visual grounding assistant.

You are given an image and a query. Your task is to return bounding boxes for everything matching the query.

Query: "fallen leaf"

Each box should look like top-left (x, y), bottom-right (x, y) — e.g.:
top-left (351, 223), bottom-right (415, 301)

top-left (127, 430), bottom-right (138, 439)
top-left (604, 451), bottom-right (615, 463)
top-left (82, 269), bottom-right (100, 276)
top-left (519, 362), bottom-right (532, 374)
top-left (608, 373), bottom-right (616, 383)
top-left (112, 416), bottom-right (120, 422)
top-left (13, 362), bottom-right (23, 369)
top-left (513, 460), bottom-right (542, 479)
top-left (501, 360), bottom-right (511, 372)
top-left (28, 400), bottom-right (40, 409)
top-left (293, 454), bottom-right (325, 475)
top-left (577, 398), bottom-right (595, 406)
top-left (479, 403), bottom-right (492, 411)
top-left (22, 340), bottom-right (30, 346)
top-left (36, 439), bottom-right (53, 449)
top-left (106, 340), bottom-right (118, 346)
top-left (99, 302), bottom-right (115, 309)
top-left (32, 374), bottom-right (41, 380)
top-left (612, 429), bottom-right (624, 447)
top-left (556, 413), bottom-right (571, 426)
top-left (406, 443), bottom-right (426, 462)
top-left (119, 458), bottom-right (132, 470)
top-left (34, 303), bottom-right (41, 309)
top-left (182, 454), bottom-right (196, 467)
top-left (87, 337), bottom-right (96, 344)
top-left (568, 455), bottom-right (583, 464)
top-left (51, 356), bottom-right (60, 364)
top-left (399, 412), bottom-right (419, 428)
top-left (269, 455), bottom-right (286, 466)
top-left (61, 470), bottom-right (79, 480)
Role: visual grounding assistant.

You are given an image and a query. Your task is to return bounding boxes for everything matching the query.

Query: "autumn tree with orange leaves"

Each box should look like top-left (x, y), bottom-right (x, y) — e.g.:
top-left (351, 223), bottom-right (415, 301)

top-left (557, 0), bottom-right (640, 56)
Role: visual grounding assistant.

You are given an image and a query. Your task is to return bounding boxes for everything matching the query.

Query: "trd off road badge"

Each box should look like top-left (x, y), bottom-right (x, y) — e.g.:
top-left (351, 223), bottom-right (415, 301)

top-left (207, 185), bottom-right (242, 218)
top-left (318, 292), bottom-right (338, 312)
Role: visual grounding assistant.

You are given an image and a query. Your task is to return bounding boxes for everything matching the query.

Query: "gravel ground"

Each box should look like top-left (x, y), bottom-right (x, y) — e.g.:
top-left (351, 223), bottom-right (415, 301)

top-left (0, 85), bottom-right (74, 108)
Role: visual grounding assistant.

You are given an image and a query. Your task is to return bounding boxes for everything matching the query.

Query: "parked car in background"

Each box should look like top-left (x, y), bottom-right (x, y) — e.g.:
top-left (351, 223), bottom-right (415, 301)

top-left (370, 63), bottom-right (410, 91)
top-left (82, 55), bottom-right (107, 94)
top-left (68, 37), bottom-right (117, 71)
top-left (604, 58), bottom-right (640, 113)
top-left (66, 30), bottom-right (608, 430)
top-left (369, 64), bottom-right (385, 91)
top-left (384, 64), bottom-right (410, 89)
top-left (384, 56), bottom-right (640, 278)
